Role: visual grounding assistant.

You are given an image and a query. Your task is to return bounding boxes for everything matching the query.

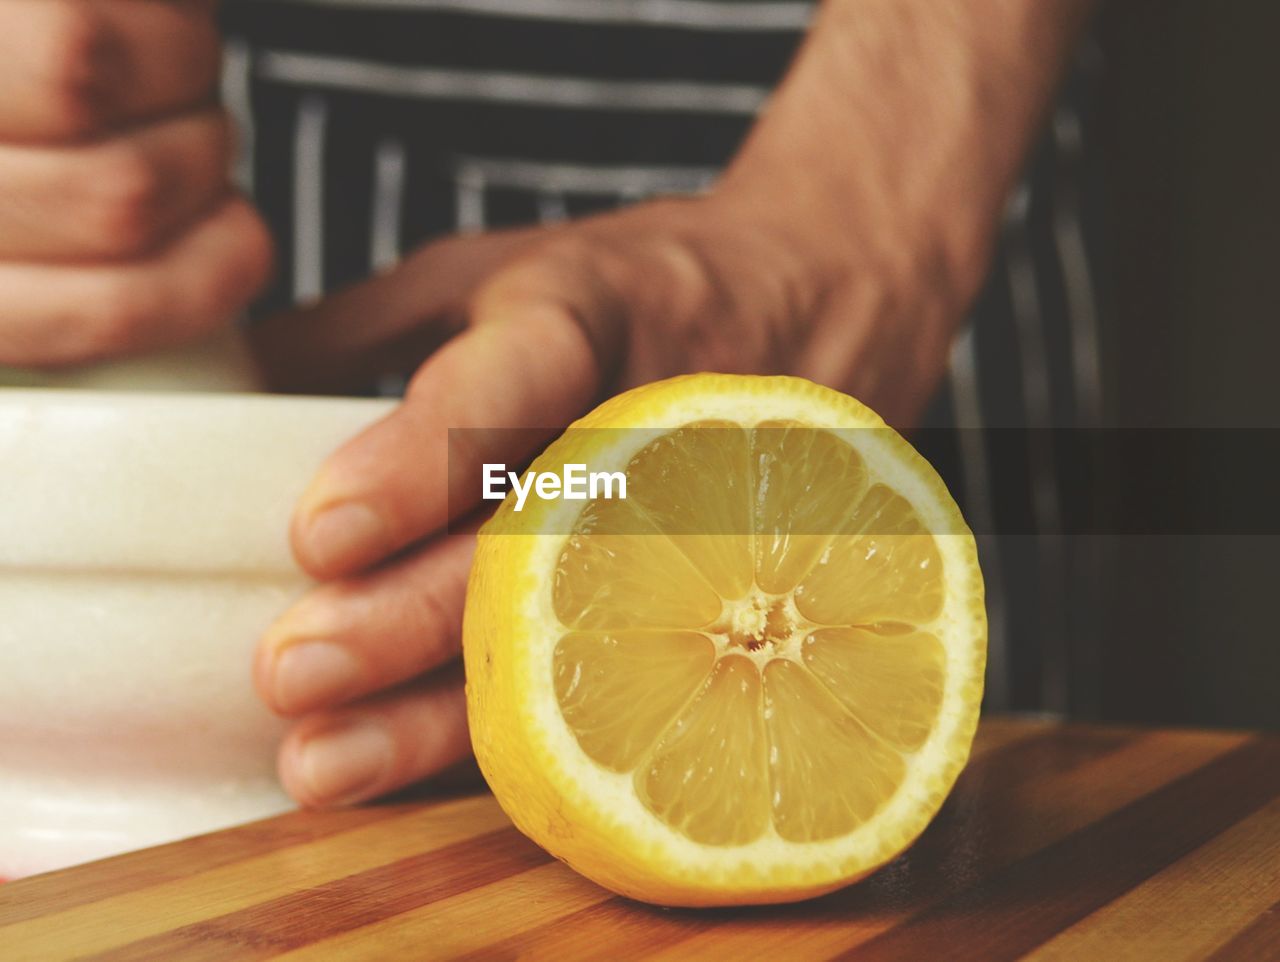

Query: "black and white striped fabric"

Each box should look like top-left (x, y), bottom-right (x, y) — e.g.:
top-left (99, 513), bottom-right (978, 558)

top-left (219, 0), bottom-right (1106, 718)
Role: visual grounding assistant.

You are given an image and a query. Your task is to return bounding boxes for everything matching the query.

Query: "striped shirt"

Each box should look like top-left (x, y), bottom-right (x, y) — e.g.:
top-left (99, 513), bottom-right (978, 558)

top-left (220, 0), bottom-right (1106, 717)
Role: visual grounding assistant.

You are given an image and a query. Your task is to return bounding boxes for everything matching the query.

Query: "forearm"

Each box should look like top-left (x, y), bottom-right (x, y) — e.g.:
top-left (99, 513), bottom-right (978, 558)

top-left (722, 0), bottom-right (1098, 295)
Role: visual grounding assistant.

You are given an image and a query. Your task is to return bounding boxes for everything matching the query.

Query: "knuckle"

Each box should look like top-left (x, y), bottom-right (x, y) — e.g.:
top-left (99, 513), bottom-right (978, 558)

top-left (39, 2), bottom-right (113, 138)
top-left (404, 363), bottom-right (430, 402)
top-left (216, 202), bottom-right (275, 306)
top-left (469, 237), bottom-right (591, 319)
top-left (85, 144), bottom-right (168, 257)
top-left (82, 276), bottom-right (161, 358)
top-left (534, 233), bottom-right (607, 282)
top-left (649, 233), bottom-right (719, 313)
top-left (408, 588), bottom-right (460, 668)
top-left (201, 110), bottom-right (236, 170)
top-left (240, 204), bottom-right (278, 281)
top-left (184, 201), bottom-right (275, 327)
top-left (465, 234), bottom-right (625, 374)
top-left (469, 262), bottom-right (546, 317)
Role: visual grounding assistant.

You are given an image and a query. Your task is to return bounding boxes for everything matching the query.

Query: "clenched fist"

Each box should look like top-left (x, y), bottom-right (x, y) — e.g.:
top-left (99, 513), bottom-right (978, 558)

top-left (0, 0), bottom-right (272, 367)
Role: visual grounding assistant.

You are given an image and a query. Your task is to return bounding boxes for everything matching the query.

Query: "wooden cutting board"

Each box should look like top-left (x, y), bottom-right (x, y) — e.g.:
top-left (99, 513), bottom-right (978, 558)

top-left (3, 716), bottom-right (1278, 960)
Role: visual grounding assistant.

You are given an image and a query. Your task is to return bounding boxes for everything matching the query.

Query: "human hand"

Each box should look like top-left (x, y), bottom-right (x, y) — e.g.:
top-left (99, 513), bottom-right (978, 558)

top-left (251, 0), bottom-right (1095, 807)
top-left (249, 183), bottom-right (978, 808)
top-left (0, 0), bottom-right (272, 367)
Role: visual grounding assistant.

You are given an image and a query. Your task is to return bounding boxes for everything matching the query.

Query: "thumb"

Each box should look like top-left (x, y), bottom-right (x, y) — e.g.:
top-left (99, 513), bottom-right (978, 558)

top-left (467, 235), bottom-right (628, 385)
top-left (287, 240), bottom-right (627, 579)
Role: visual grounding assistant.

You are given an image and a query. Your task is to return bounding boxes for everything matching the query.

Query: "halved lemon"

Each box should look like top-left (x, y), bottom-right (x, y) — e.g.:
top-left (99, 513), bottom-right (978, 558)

top-left (463, 374), bottom-right (985, 906)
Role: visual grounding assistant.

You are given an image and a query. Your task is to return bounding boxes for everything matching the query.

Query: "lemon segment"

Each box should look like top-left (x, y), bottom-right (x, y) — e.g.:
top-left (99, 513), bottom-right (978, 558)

top-left (762, 659), bottom-right (908, 842)
top-left (752, 419), bottom-right (870, 593)
top-left (794, 487), bottom-right (946, 626)
top-left (554, 631), bottom-right (715, 772)
top-left (552, 499), bottom-right (722, 630)
top-left (802, 627), bottom-right (947, 751)
top-left (626, 421), bottom-right (754, 599)
top-left (636, 655), bottom-right (771, 846)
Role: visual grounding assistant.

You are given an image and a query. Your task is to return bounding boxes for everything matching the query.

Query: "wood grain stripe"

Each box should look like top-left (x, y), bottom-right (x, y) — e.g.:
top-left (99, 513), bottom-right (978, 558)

top-left (1, 795), bottom-right (510, 960)
top-left (1203, 893), bottom-right (1280, 962)
top-left (0, 720), bottom-right (1029, 908)
top-left (82, 828), bottom-right (549, 962)
top-left (622, 728), bottom-right (1247, 961)
top-left (0, 804), bottom-right (391, 926)
top-left (4, 720), bottom-right (1271, 962)
top-left (109, 719), bottom-right (1046, 961)
top-left (275, 862), bottom-right (609, 961)
top-left (457, 726), bottom-right (1150, 961)
top-left (1024, 796), bottom-right (1280, 961)
top-left (459, 896), bottom-right (710, 962)
top-left (837, 735), bottom-right (1280, 962)
top-left (965, 714), bottom-right (1055, 757)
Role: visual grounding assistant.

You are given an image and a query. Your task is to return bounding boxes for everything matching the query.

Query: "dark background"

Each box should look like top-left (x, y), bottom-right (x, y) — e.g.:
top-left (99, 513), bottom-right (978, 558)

top-left (1095, 0), bottom-right (1279, 729)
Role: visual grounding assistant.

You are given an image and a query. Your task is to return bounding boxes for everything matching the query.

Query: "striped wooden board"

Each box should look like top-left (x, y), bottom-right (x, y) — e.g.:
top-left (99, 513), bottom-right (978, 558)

top-left (3, 717), bottom-right (1278, 961)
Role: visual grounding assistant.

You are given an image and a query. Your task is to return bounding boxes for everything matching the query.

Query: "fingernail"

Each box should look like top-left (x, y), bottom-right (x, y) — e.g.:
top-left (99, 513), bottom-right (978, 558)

top-left (300, 502), bottom-right (388, 573)
top-left (297, 719), bottom-right (394, 806)
top-left (272, 641), bottom-right (363, 715)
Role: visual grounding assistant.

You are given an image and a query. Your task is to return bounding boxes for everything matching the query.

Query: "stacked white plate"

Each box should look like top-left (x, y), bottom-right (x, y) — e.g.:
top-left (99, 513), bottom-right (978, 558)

top-left (0, 337), bottom-right (394, 878)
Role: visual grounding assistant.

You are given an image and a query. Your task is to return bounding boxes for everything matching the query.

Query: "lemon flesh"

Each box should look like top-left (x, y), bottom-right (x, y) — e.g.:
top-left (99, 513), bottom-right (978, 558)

top-left (465, 374), bottom-right (985, 906)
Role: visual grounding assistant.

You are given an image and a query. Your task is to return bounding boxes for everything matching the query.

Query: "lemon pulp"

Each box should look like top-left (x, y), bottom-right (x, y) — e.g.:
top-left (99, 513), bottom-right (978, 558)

top-left (551, 420), bottom-right (948, 846)
top-left (465, 374), bottom-right (985, 906)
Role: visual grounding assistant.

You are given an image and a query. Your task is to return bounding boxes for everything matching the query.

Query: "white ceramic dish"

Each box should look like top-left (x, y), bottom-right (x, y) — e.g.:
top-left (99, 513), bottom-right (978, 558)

top-left (0, 389), bottom-right (396, 879)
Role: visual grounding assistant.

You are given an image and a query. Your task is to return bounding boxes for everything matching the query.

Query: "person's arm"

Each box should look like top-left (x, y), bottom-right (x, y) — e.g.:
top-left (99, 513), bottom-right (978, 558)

top-left (252, 0), bottom-right (1096, 808)
top-left (724, 0), bottom-right (1096, 306)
